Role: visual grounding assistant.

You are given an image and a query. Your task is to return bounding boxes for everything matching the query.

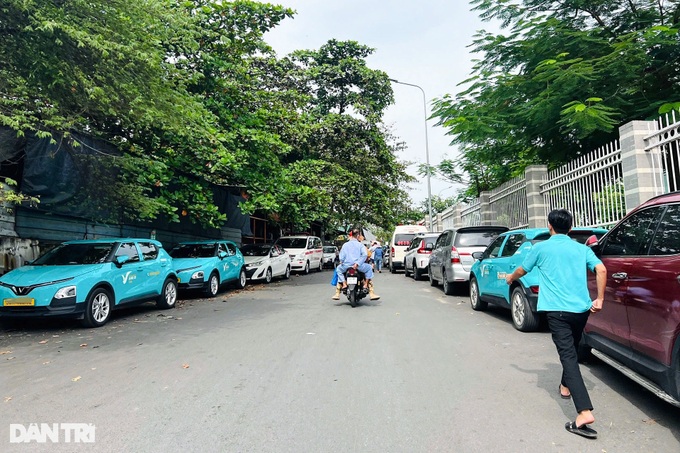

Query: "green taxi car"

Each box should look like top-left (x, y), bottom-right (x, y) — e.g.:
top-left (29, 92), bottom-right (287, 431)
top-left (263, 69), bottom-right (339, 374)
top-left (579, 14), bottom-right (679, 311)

top-left (0, 239), bottom-right (178, 327)
top-left (170, 241), bottom-right (246, 297)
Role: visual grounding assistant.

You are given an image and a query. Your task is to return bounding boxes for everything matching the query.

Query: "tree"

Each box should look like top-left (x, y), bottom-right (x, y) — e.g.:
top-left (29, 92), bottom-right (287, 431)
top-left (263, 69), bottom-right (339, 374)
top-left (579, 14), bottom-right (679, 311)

top-left (431, 0), bottom-right (680, 195)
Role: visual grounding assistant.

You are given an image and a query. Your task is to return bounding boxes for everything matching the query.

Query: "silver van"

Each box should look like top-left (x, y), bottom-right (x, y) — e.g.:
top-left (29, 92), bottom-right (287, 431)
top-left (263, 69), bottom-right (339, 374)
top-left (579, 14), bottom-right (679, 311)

top-left (428, 226), bottom-right (508, 295)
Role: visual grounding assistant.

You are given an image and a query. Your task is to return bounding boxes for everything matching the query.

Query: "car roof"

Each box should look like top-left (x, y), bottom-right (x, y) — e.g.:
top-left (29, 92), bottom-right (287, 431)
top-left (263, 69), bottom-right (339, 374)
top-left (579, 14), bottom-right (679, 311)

top-left (450, 226), bottom-right (509, 233)
top-left (63, 238), bottom-right (162, 245)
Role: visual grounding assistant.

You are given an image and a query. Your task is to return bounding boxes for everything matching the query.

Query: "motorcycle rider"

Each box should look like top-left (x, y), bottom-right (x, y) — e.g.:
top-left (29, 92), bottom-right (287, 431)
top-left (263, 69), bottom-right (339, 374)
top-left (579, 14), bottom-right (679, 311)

top-left (332, 227), bottom-right (380, 301)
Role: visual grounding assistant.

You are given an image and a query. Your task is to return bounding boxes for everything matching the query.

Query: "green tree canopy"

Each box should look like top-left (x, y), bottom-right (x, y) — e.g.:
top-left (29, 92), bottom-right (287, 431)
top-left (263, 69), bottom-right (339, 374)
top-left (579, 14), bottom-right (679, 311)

top-left (431, 0), bottom-right (680, 196)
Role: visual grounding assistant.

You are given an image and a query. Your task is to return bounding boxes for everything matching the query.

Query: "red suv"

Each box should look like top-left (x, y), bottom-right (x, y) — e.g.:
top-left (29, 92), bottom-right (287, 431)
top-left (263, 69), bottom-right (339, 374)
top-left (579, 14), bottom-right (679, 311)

top-left (582, 191), bottom-right (680, 406)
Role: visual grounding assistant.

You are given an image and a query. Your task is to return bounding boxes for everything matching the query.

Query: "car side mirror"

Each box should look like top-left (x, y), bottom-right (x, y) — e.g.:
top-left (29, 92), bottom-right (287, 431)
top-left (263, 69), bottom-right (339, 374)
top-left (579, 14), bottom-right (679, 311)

top-left (115, 255), bottom-right (130, 267)
top-left (472, 251), bottom-right (484, 261)
top-left (218, 251), bottom-right (228, 259)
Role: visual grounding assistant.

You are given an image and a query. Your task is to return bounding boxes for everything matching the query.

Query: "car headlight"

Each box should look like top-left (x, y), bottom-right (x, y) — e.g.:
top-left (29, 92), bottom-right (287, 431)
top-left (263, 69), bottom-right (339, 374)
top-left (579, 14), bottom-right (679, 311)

top-left (248, 260), bottom-right (264, 267)
top-left (191, 271), bottom-right (204, 280)
top-left (54, 285), bottom-right (77, 299)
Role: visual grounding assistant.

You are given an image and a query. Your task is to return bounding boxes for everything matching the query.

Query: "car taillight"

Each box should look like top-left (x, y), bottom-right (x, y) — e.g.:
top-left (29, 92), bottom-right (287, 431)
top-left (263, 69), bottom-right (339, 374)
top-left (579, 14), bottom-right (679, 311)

top-left (530, 286), bottom-right (539, 294)
top-left (451, 246), bottom-right (460, 263)
top-left (417, 241), bottom-right (431, 254)
top-left (391, 247), bottom-right (395, 258)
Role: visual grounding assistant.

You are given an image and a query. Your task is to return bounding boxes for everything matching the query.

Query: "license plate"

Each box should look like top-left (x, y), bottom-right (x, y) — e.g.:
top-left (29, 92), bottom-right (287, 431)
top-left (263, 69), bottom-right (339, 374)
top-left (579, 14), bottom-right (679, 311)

top-left (3, 297), bottom-right (35, 307)
top-left (347, 277), bottom-right (358, 284)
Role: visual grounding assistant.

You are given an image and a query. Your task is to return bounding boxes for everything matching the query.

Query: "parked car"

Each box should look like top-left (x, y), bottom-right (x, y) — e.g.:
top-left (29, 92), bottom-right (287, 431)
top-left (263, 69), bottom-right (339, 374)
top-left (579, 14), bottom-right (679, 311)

top-left (241, 243), bottom-right (291, 283)
top-left (274, 235), bottom-right (323, 274)
top-left (580, 191), bottom-right (680, 406)
top-left (388, 224), bottom-right (428, 273)
top-left (428, 226), bottom-right (509, 295)
top-left (468, 227), bottom-right (608, 331)
top-left (403, 233), bottom-right (440, 280)
top-left (322, 245), bottom-right (339, 269)
top-left (0, 238), bottom-right (177, 327)
top-left (170, 240), bottom-right (246, 297)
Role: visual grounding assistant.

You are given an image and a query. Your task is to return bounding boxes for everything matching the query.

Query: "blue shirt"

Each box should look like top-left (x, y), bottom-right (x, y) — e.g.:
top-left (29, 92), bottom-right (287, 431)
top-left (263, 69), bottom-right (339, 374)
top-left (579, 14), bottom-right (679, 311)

top-left (520, 234), bottom-right (602, 313)
top-left (373, 246), bottom-right (383, 259)
top-left (339, 238), bottom-right (367, 267)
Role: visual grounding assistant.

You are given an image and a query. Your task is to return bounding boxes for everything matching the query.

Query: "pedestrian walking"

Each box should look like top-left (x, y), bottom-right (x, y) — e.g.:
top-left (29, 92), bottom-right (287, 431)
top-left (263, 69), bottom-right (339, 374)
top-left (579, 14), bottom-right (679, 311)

top-left (372, 242), bottom-right (384, 273)
top-left (505, 209), bottom-right (606, 439)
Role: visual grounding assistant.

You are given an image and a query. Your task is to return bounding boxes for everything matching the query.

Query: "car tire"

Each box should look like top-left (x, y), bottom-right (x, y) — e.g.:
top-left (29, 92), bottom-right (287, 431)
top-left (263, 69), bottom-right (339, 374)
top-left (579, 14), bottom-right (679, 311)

top-left (390, 264), bottom-right (397, 274)
top-left (156, 278), bottom-right (177, 309)
top-left (82, 287), bottom-right (113, 328)
top-left (235, 268), bottom-right (247, 289)
top-left (264, 267), bottom-right (273, 284)
top-left (205, 272), bottom-right (220, 297)
top-left (283, 265), bottom-right (291, 280)
top-left (303, 261), bottom-right (310, 275)
top-left (404, 263), bottom-right (410, 277)
top-left (414, 264), bottom-right (422, 280)
top-left (469, 277), bottom-right (488, 311)
top-left (443, 270), bottom-right (455, 295)
top-left (511, 286), bottom-right (539, 332)
top-left (317, 260), bottom-right (323, 272)
top-left (429, 266), bottom-right (437, 287)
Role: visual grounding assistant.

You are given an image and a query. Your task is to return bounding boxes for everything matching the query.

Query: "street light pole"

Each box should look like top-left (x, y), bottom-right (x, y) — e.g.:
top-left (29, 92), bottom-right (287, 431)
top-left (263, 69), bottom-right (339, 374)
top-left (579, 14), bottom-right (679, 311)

top-left (389, 78), bottom-right (434, 231)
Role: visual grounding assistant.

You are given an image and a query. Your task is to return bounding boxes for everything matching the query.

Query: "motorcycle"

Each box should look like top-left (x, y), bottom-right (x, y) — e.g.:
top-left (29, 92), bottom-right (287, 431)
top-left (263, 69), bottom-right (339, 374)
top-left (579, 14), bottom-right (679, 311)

top-left (344, 267), bottom-right (367, 307)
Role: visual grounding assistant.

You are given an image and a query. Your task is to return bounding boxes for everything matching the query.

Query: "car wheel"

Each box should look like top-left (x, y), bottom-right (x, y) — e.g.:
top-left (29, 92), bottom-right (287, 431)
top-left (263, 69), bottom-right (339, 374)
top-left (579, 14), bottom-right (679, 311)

top-left (390, 264), bottom-right (397, 274)
top-left (317, 260), bottom-right (323, 272)
top-left (443, 270), bottom-right (455, 295)
top-left (413, 263), bottom-right (422, 280)
top-left (156, 278), bottom-right (177, 309)
top-left (283, 265), bottom-right (291, 279)
top-left (429, 266), bottom-right (437, 287)
top-left (264, 267), bottom-right (273, 284)
top-left (511, 287), bottom-right (539, 332)
top-left (82, 287), bottom-right (112, 328)
top-left (205, 272), bottom-right (220, 297)
top-left (235, 268), bottom-right (247, 289)
top-left (404, 263), bottom-right (410, 277)
top-left (469, 277), bottom-right (488, 311)
top-left (303, 261), bottom-right (310, 275)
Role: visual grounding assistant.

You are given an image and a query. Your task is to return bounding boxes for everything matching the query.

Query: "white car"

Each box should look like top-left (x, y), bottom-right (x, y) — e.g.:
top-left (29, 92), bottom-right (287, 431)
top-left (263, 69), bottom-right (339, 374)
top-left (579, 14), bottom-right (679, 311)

top-left (274, 235), bottom-right (323, 274)
top-left (403, 233), bottom-right (440, 280)
top-left (322, 245), bottom-right (339, 269)
top-left (241, 243), bottom-right (291, 283)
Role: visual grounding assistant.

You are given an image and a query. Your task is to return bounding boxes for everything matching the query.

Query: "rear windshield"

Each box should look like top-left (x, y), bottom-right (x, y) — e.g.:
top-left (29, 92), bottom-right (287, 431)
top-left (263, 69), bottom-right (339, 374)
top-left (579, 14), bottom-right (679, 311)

top-left (394, 234), bottom-right (417, 246)
top-left (276, 238), bottom-right (308, 249)
top-left (170, 243), bottom-right (216, 258)
top-left (323, 247), bottom-right (336, 253)
top-left (33, 243), bottom-right (115, 265)
top-left (455, 231), bottom-right (504, 247)
top-left (240, 244), bottom-right (271, 257)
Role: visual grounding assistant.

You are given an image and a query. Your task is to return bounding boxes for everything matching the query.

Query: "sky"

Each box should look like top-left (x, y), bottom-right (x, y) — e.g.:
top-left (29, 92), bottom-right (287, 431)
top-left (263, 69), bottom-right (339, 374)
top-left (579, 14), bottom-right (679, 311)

top-left (259, 0), bottom-right (499, 206)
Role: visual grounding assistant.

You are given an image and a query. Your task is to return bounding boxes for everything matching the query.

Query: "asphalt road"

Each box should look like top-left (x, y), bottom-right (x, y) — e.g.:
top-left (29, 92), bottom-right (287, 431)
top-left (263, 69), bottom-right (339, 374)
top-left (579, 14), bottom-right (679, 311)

top-left (1, 269), bottom-right (679, 452)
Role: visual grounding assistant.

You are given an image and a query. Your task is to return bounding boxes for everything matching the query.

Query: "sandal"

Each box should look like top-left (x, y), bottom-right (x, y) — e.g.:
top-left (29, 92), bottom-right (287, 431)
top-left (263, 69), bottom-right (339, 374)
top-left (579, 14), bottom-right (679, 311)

top-left (565, 421), bottom-right (597, 439)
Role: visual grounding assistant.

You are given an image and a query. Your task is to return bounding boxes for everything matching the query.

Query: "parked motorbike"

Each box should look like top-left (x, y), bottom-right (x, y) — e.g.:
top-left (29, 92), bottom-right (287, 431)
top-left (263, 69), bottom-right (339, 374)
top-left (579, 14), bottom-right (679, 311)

top-left (343, 267), bottom-right (367, 307)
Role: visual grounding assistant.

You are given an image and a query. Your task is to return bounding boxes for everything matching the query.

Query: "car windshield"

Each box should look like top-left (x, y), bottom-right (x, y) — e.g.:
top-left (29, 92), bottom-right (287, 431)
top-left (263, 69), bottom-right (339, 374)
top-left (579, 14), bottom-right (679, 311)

top-left (240, 244), bottom-right (271, 257)
top-left (33, 243), bottom-right (115, 265)
top-left (394, 234), bottom-right (417, 246)
top-left (455, 231), bottom-right (503, 247)
top-left (170, 243), bottom-right (215, 258)
top-left (569, 230), bottom-right (606, 244)
top-left (276, 238), bottom-right (307, 249)
top-left (323, 247), bottom-right (336, 253)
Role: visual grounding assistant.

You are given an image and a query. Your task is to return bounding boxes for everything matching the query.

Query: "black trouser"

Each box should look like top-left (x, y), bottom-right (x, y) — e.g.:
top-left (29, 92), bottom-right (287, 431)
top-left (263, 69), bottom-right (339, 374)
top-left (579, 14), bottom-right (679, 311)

top-left (546, 311), bottom-right (593, 413)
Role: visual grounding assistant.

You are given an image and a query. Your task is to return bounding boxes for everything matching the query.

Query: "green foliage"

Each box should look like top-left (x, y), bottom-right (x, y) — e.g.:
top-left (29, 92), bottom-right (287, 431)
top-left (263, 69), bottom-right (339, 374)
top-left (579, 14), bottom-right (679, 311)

top-left (0, 178), bottom-right (39, 213)
top-left (432, 0), bottom-right (680, 194)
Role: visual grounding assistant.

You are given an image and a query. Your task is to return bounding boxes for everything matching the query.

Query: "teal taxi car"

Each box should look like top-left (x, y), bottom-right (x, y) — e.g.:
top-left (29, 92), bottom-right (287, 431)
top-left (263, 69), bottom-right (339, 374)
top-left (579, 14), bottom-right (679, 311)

top-left (169, 240), bottom-right (246, 297)
top-left (468, 227), bottom-right (608, 332)
top-left (0, 239), bottom-right (178, 327)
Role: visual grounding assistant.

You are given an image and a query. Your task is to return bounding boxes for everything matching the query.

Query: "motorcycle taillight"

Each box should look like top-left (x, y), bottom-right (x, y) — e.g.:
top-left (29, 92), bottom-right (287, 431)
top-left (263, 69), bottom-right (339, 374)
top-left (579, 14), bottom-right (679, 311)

top-left (348, 268), bottom-right (356, 276)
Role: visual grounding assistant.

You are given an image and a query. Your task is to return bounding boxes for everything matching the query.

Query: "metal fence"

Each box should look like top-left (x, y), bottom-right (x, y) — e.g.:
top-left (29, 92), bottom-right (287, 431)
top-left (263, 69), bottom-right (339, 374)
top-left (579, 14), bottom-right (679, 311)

top-left (460, 198), bottom-right (480, 227)
top-left (646, 110), bottom-right (680, 195)
top-left (489, 176), bottom-right (528, 228)
top-left (541, 140), bottom-right (623, 228)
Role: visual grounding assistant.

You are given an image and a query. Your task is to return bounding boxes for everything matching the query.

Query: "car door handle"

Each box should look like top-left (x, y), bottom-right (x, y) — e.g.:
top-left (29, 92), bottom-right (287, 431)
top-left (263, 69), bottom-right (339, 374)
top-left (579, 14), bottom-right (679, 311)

top-left (612, 272), bottom-right (628, 280)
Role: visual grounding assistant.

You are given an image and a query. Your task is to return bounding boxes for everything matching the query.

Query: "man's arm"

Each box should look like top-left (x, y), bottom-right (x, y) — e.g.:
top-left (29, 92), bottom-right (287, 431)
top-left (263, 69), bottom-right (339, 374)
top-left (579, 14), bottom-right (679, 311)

top-left (505, 267), bottom-right (527, 285)
top-left (591, 263), bottom-right (607, 313)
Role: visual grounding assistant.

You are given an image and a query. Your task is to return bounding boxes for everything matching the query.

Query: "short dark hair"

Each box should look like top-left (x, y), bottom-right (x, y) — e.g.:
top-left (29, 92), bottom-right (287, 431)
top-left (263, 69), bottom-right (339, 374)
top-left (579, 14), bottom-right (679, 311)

top-left (548, 209), bottom-right (573, 234)
top-left (351, 227), bottom-right (362, 238)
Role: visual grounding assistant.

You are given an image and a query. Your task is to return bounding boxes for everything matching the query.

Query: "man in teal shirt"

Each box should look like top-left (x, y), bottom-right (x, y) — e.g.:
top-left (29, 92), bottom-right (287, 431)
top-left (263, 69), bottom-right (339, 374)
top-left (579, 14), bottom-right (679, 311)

top-left (506, 209), bottom-right (606, 439)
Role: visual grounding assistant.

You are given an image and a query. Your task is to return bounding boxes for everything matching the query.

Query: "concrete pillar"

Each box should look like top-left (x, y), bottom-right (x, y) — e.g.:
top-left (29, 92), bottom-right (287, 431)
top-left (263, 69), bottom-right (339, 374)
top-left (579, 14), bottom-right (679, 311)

top-left (619, 120), bottom-right (659, 212)
top-left (479, 191), bottom-right (493, 225)
top-left (525, 165), bottom-right (549, 228)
